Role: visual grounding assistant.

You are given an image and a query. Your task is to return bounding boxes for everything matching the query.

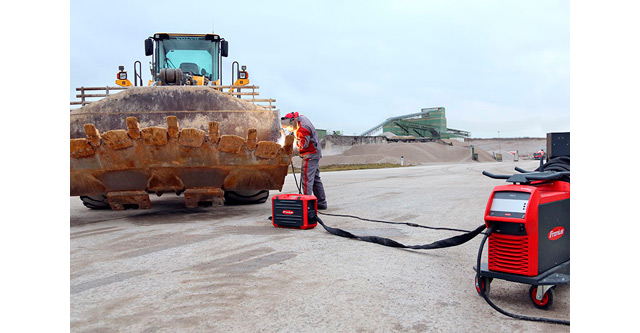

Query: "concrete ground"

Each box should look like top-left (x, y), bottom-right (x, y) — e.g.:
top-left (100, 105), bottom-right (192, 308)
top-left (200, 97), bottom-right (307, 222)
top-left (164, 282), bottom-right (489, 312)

top-left (70, 160), bottom-right (569, 332)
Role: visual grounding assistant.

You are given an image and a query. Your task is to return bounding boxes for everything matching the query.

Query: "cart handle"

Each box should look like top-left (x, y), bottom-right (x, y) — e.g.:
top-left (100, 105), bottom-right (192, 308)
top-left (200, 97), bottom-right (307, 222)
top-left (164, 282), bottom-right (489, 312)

top-left (482, 171), bottom-right (510, 179)
top-left (482, 170), bottom-right (570, 183)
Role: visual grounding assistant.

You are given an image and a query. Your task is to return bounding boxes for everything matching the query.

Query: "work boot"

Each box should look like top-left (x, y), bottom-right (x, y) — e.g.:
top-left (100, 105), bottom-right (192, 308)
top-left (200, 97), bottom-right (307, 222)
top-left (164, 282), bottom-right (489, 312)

top-left (317, 203), bottom-right (327, 210)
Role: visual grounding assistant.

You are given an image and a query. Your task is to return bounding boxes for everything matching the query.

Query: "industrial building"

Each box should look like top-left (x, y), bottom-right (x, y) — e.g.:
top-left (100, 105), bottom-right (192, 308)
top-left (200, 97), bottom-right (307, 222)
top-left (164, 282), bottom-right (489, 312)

top-left (360, 107), bottom-right (470, 139)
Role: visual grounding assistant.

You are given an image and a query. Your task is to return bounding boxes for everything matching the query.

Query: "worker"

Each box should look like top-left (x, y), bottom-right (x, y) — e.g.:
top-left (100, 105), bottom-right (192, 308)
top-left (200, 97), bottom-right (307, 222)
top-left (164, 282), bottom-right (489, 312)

top-left (281, 111), bottom-right (327, 210)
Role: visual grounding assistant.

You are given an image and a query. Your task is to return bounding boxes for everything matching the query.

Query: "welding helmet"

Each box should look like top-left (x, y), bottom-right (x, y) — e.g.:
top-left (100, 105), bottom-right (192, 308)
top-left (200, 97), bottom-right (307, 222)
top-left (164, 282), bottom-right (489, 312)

top-left (280, 112), bottom-right (299, 131)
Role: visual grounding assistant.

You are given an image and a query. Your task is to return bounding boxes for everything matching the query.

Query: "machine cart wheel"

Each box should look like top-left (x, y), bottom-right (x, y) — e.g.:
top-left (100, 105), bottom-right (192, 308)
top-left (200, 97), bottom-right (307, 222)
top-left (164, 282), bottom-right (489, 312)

top-left (529, 285), bottom-right (554, 310)
top-left (475, 276), bottom-right (492, 295)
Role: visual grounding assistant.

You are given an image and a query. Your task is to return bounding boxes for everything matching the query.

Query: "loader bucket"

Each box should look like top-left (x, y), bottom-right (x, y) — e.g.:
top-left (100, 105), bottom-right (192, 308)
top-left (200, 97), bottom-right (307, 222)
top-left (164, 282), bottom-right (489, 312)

top-left (70, 86), bottom-right (293, 210)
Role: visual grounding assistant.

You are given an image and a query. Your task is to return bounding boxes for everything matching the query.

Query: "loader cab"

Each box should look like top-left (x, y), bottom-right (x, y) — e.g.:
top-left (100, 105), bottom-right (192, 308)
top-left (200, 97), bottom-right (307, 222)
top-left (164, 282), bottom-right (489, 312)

top-left (146, 33), bottom-right (228, 86)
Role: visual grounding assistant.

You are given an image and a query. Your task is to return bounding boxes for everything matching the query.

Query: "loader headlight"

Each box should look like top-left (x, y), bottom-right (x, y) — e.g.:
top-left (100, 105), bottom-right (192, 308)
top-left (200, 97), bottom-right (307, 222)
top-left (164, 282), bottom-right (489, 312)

top-left (118, 72), bottom-right (127, 80)
top-left (239, 72), bottom-right (247, 79)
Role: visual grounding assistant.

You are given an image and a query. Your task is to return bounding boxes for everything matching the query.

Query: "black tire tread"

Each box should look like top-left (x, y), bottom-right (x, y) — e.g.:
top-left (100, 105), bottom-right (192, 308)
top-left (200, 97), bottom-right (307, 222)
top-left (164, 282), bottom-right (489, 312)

top-left (80, 195), bottom-right (111, 210)
top-left (224, 190), bottom-right (269, 205)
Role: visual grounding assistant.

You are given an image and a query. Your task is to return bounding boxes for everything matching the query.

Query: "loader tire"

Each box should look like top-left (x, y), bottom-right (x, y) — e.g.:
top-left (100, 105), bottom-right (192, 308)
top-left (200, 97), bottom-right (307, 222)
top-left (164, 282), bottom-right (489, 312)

top-left (175, 68), bottom-right (184, 85)
top-left (224, 190), bottom-right (269, 205)
top-left (80, 195), bottom-right (111, 210)
top-left (159, 68), bottom-right (184, 85)
top-left (159, 68), bottom-right (168, 85)
top-left (166, 68), bottom-right (175, 83)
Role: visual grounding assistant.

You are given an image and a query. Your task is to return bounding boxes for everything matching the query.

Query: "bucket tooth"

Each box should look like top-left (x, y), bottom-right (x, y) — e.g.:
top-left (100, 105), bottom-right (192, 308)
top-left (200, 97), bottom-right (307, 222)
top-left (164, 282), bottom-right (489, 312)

top-left (184, 188), bottom-right (224, 208)
top-left (141, 127), bottom-right (169, 145)
top-left (102, 130), bottom-right (134, 150)
top-left (283, 134), bottom-right (294, 155)
top-left (70, 138), bottom-right (95, 158)
top-left (246, 129), bottom-right (258, 149)
top-left (179, 128), bottom-right (206, 148)
top-left (167, 116), bottom-right (179, 139)
top-left (107, 190), bottom-right (151, 210)
top-left (208, 121), bottom-right (220, 143)
top-left (126, 117), bottom-right (141, 140)
top-left (218, 135), bottom-right (245, 154)
top-left (255, 141), bottom-right (281, 159)
top-left (84, 124), bottom-right (101, 147)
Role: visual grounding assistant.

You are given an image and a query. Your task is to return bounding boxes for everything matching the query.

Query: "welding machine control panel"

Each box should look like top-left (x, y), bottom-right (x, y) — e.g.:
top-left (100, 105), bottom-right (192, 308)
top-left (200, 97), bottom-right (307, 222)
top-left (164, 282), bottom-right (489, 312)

top-left (489, 191), bottom-right (530, 219)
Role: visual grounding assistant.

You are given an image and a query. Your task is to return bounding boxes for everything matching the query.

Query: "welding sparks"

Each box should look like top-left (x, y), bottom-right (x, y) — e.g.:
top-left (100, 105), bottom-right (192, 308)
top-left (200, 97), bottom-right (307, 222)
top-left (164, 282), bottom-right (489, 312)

top-left (277, 130), bottom-right (297, 148)
top-left (277, 131), bottom-right (287, 147)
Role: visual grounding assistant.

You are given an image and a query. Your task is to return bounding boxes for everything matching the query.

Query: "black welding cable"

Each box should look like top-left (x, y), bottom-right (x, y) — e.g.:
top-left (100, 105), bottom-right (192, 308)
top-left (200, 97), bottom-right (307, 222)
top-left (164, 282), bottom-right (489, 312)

top-left (475, 226), bottom-right (570, 326)
top-left (316, 216), bottom-right (486, 250)
top-left (291, 160), bottom-right (302, 195)
top-left (319, 212), bottom-right (484, 234)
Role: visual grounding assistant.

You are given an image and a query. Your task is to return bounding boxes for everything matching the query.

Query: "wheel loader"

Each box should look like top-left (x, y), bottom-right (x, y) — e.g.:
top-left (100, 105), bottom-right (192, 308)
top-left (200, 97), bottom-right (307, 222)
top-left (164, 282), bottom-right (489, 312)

top-left (70, 32), bottom-right (294, 210)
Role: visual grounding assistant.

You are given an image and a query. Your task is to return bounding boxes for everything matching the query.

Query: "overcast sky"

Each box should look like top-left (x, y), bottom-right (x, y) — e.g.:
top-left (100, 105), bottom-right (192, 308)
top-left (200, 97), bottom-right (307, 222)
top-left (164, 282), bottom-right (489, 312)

top-left (70, 0), bottom-right (569, 138)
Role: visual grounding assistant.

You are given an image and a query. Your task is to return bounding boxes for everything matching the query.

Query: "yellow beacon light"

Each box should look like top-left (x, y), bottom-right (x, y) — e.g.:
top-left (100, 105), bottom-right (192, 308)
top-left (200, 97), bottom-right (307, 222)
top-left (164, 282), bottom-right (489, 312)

top-left (116, 65), bottom-right (132, 87)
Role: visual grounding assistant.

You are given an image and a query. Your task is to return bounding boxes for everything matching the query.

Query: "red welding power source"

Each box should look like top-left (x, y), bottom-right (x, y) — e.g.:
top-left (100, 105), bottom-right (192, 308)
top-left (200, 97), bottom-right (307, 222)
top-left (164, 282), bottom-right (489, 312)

top-left (271, 194), bottom-right (318, 229)
top-left (484, 180), bottom-right (570, 277)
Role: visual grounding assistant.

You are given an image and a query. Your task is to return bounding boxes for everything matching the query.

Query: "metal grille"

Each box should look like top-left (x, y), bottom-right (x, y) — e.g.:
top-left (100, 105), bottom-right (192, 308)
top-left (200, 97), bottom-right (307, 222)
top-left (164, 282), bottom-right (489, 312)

top-left (488, 233), bottom-right (530, 275)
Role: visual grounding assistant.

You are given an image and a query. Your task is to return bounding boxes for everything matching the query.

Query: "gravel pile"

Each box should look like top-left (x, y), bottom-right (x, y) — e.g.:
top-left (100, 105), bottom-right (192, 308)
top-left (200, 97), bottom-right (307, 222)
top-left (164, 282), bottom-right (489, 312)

top-left (294, 141), bottom-right (495, 167)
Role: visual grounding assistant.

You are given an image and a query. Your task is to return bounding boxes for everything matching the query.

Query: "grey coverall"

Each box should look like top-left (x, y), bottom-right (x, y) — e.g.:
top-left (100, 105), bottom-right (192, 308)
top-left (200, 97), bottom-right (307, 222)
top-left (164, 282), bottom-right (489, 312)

top-left (294, 115), bottom-right (327, 209)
